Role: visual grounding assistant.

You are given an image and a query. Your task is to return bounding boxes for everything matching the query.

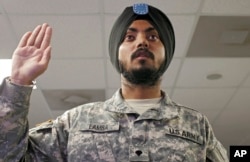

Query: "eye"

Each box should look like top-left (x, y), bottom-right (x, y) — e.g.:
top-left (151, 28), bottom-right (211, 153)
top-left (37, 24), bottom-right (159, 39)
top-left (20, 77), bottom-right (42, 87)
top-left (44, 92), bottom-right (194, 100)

top-left (124, 34), bottom-right (135, 42)
top-left (148, 34), bottom-right (159, 41)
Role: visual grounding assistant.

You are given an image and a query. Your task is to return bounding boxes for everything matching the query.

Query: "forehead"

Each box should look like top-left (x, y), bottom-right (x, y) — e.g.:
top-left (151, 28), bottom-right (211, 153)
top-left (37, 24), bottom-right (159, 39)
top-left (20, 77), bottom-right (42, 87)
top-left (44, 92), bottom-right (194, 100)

top-left (127, 20), bottom-right (155, 31)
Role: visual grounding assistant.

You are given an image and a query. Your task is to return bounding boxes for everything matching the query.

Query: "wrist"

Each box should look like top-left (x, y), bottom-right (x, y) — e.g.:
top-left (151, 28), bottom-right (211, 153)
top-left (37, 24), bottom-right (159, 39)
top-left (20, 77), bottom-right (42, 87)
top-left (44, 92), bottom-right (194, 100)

top-left (9, 77), bottom-right (34, 86)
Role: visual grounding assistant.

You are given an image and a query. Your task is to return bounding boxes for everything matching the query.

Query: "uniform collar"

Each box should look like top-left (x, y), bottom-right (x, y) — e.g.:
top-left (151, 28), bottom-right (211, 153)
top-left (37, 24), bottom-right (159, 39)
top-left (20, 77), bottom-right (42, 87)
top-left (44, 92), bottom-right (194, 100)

top-left (104, 89), bottom-right (179, 121)
top-left (104, 89), bottom-right (138, 114)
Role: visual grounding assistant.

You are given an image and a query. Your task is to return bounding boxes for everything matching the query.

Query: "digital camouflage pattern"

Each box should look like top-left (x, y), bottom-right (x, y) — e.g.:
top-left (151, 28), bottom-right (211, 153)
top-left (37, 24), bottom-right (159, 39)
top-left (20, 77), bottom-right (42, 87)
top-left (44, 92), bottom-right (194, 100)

top-left (0, 79), bottom-right (229, 162)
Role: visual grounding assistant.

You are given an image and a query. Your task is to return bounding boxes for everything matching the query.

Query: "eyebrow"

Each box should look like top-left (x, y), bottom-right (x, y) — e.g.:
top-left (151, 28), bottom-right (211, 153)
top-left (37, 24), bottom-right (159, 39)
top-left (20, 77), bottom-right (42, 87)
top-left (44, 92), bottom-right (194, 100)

top-left (127, 27), bottom-right (156, 33)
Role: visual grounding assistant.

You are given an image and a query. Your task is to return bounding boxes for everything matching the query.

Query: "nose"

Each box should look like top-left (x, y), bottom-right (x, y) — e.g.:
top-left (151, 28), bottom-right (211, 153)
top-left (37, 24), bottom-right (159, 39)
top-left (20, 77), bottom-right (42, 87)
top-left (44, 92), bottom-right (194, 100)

top-left (137, 34), bottom-right (149, 49)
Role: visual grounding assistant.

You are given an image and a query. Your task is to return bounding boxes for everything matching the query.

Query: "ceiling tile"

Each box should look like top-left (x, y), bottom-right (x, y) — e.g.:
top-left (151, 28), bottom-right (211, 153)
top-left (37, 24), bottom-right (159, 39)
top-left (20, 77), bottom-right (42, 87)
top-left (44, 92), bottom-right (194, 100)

top-left (42, 89), bottom-right (105, 111)
top-left (212, 106), bottom-right (250, 147)
top-left (0, 16), bottom-right (17, 58)
top-left (104, 15), bottom-right (118, 58)
top-left (2, 0), bottom-right (100, 14)
top-left (37, 59), bottom-right (105, 89)
top-left (187, 16), bottom-right (250, 58)
top-left (28, 89), bottom-right (53, 127)
top-left (0, 59), bottom-right (11, 82)
top-left (243, 74), bottom-right (250, 87)
top-left (172, 88), bottom-right (235, 111)
top-left (9, 15), bottom-right (104, 59)
top-left (170, 15), bottom-right (197, 58)
top-left (176, 58), bottom-right (250, 87)
top-left (202, 0), bottom-right (250, 15)
top-left (241, 135), bottom-right (250, 145)
top-left (106, 60), bottom-right (120, 89)
top-left (213, 105), bottom-right (250, 129)
top-left (213, 124), bottom-right (249, 150)
top-left (226, 88), bottom-right (250, 110)
top-left (103, 0), bottom-right (202, 14)
top-left (162, 58), bottom-right (182, 87)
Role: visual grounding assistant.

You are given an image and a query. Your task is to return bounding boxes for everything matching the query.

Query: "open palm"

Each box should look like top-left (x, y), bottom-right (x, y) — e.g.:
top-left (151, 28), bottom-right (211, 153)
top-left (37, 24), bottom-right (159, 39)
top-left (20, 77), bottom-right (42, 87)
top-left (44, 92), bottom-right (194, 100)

top-left (11, 24), bottom-right (52, 85)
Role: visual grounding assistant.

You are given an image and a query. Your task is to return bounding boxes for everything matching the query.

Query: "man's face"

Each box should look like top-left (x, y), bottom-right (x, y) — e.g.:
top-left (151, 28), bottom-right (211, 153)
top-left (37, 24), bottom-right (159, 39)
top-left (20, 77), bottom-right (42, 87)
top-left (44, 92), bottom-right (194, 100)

top-left (118, 20), bottom-right (165, 86)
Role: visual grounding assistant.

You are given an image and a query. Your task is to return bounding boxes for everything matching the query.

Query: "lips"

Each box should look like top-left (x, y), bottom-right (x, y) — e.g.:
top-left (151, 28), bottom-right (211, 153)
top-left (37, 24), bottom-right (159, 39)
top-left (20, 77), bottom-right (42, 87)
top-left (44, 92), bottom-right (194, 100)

top-left (131, 49), bottom-right (154, 60)
top-left (135, 51), bottom-right (150, 58)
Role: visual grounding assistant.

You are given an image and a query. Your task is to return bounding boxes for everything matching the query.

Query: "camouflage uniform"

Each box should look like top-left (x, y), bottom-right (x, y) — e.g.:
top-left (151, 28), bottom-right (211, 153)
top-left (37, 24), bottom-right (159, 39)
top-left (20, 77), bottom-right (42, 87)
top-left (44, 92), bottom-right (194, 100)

top-left (0, 79), bottom-right (229, 162)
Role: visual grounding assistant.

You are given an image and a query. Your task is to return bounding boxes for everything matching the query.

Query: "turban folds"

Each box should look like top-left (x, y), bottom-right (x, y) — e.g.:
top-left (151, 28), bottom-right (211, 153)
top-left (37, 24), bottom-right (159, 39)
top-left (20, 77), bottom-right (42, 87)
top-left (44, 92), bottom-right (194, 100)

top-left (109, 3), bottom-right (175, 74)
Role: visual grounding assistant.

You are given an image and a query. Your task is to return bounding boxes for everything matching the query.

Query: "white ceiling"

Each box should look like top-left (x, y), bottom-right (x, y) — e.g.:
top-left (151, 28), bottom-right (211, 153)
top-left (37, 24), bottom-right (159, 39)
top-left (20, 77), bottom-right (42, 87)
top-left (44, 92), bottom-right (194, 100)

top-left (1, 0), bottom-right (250, 153)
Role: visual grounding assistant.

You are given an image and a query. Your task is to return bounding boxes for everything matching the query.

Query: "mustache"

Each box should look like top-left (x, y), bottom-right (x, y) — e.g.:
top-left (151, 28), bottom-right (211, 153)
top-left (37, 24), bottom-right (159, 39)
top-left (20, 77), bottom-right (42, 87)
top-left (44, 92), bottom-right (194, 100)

top-left (131, 48), bottom-right (155, 60)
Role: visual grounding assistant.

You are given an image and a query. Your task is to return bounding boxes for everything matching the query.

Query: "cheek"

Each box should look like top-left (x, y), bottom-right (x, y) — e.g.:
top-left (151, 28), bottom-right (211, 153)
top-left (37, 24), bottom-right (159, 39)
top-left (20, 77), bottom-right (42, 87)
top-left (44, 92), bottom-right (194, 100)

top-left (118, 44), bottom-right (130, 61)
top-left (118, 46), bottom-right (123, 61)
top-left (155, 47), bottom-right (165, 63)
top-left (160, 49), bottom-right (165, 60)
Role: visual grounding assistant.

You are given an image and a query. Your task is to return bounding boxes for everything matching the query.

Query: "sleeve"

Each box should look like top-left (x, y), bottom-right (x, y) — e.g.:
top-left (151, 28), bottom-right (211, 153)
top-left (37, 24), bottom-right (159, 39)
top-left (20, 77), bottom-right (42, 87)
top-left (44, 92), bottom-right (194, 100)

top-left (0, 78), bottom-right (69, 161)
top-left (22, 114), bottom-right (69, 161)
top-left (0, 78), bottom-right (32, 161)
top-left (204, 116), bottom-right (229, 162)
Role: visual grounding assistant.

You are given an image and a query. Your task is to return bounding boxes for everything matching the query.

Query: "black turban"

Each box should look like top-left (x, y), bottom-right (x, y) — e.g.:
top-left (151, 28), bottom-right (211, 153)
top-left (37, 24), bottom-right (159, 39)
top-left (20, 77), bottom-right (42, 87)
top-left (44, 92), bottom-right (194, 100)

top-left (109, 3), bottom-right (175, 74)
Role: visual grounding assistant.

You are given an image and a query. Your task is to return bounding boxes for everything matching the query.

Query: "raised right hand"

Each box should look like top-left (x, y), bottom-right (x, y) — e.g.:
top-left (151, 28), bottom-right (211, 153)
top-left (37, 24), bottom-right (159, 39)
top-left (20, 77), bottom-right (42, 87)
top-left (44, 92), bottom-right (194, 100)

top-left (11, 23), bottom-right (52, 85)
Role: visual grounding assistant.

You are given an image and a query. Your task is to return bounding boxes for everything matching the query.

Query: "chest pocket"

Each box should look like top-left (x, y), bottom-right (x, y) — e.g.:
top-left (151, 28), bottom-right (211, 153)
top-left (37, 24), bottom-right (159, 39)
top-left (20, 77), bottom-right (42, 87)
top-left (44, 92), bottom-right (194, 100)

top-left (86, 122), bottom-right (120, 132)
top-left (166, 127), bottom-right (203, 145)
top-left (163, 127), bottom-right (204, 162)
top-left (159, 149), bottom-right (198, 162)
top-left (68, 122), bottom-right (120, 162)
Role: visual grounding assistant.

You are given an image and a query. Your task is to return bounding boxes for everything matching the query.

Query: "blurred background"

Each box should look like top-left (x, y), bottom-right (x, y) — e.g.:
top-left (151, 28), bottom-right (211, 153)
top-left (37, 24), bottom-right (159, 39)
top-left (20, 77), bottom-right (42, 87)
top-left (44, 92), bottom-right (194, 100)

top-left (0, 0), bottom-right (250, 153)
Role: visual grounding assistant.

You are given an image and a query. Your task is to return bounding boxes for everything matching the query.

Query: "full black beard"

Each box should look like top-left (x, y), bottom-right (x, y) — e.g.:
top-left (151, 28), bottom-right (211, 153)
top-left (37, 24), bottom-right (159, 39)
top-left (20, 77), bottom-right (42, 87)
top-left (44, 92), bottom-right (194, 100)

top-left (120, 62), bottom-right (163, 86)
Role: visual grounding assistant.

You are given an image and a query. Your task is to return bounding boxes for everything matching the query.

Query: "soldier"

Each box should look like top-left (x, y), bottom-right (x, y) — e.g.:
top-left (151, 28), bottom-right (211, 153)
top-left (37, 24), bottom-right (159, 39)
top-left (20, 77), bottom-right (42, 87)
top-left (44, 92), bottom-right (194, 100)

top-left (0, 3), bottom-right (229, 162)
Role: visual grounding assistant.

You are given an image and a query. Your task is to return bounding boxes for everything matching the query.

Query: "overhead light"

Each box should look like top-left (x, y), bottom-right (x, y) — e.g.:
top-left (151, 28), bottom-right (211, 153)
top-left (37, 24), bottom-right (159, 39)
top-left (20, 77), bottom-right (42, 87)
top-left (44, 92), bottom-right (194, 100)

top-left (206, 73), bottom-right (223, 80)
top-left (219, 30), bottom-right (249, 44)
top-left (0, 59), bottom-right (12, 82)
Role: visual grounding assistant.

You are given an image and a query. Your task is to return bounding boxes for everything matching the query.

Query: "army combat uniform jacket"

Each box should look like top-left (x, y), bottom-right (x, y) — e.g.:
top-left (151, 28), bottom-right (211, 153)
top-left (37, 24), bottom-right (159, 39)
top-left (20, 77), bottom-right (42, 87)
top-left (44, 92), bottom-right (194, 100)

top-left (0, 79), bottom-right (229, 162)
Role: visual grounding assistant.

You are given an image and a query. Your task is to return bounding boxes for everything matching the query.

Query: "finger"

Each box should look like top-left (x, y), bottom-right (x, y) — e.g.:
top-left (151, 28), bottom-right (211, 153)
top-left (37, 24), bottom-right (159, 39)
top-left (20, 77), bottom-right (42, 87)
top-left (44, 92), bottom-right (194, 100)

top-left (34, 23), bottom-right (48, 48)
top-left (40, 46), bottom-right (52, 67)
top-left (40, 26), bottom-right (52, 50)
top-left (18, 32), bottom-right (32, 47)
top-left (27, 25), bottom-right (42, 46)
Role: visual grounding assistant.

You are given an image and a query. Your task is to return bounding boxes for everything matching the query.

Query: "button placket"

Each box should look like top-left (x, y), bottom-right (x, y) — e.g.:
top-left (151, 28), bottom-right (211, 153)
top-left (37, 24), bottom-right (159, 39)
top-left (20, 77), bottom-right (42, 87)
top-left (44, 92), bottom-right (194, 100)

top-left (129, 120), bottom-right (149, 161)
